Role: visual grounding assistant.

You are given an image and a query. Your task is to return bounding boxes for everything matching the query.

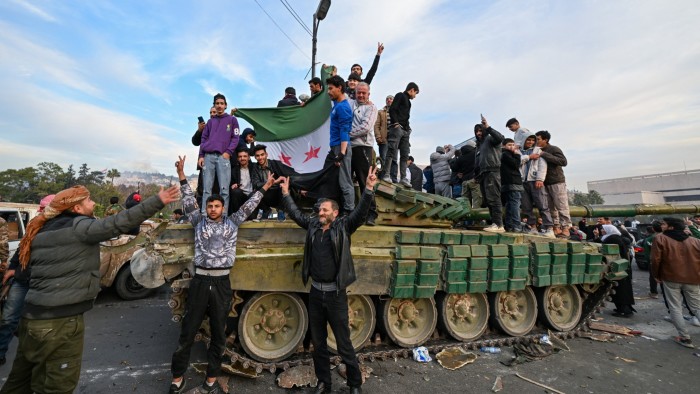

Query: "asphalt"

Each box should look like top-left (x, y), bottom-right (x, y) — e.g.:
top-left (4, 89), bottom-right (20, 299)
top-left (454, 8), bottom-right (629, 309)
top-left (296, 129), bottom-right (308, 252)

top-left (1, 263), bottom-right (699, 393)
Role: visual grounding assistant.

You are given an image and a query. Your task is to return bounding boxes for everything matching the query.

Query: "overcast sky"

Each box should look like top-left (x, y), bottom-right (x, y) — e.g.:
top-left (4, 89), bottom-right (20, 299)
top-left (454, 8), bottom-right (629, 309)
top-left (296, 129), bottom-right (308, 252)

top-left (0, 0), bottom-right (698, 191)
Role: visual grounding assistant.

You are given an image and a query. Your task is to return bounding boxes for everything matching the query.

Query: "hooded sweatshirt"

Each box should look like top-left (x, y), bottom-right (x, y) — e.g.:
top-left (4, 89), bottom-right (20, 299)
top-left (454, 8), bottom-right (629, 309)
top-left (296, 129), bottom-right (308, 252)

top-left (430, 145), bottom-right (455, 183)
top-left (520, 132), bottom-right (547, 182)
top-left (199, 113), bottom-right (240, 158)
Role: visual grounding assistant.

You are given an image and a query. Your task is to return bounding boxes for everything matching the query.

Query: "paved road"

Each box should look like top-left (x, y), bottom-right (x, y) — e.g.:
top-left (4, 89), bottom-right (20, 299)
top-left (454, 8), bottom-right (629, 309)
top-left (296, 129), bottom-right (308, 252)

top-left (1, 263), bottom-right (699, 393)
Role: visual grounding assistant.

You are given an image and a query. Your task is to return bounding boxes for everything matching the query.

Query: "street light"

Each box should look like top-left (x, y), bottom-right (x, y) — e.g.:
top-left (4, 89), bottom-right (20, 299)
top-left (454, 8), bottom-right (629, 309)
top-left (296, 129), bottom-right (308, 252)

top-left (311, 0), bottom-right (331, 78)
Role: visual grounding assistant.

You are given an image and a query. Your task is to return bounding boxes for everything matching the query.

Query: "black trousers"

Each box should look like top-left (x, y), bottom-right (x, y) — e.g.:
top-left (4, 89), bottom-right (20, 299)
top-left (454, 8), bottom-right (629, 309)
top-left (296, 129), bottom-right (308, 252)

top-left (649, 268), bottom-right (658, 294)
top-left (351, 146), bottom-right (377, 220)
top-left (480, 171), bottom-right (503, 226)
top-left (228, 188), bottom-right (256, 218)
top-left (308, 287), bottom-right (362, 388)
top-left (171, 274), bottom-right (232, 378)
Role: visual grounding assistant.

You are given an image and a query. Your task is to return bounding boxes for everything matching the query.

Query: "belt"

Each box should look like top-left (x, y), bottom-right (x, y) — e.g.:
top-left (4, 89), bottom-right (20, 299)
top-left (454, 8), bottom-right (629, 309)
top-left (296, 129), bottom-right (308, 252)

top-left (195, 268), bottom-right (231, 276)
top-left (312, 280), bottom-right (337, 292)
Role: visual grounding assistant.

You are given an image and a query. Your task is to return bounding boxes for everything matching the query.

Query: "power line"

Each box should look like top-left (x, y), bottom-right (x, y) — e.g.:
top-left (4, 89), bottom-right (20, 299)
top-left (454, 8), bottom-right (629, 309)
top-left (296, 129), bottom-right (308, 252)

top-left (252, 0), bottom-right (310, 60)
top-left (279, 0), bottom-right (312, 36)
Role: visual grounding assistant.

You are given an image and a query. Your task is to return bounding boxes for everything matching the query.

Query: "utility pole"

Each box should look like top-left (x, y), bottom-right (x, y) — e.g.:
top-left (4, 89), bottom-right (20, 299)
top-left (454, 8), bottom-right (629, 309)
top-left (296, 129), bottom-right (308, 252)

top-left (311, 0), bottom-right (331, 78)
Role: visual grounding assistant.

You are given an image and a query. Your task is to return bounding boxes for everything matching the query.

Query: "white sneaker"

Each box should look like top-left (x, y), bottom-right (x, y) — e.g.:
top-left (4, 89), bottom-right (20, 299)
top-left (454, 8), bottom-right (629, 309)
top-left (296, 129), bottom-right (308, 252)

top-left (542, 229), bottom-right (556, 239)
top-left (399, 178), bottom-right (412, 188)
top-left (664, 315), bottom-right (672, 322)
top-left (690, 316), bottom-right (700, 327)
top-left (381, 175), bottom-right (392, 183)
top-left (484, 224), bottom-right (505, 233)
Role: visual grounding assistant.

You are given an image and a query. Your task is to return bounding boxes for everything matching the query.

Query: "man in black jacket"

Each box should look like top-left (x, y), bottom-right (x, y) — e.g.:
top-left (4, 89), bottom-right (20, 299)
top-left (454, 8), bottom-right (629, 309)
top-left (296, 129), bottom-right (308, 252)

top-left (529, 130), bottom-right (571, 237)
top-left (407, 156), bottom-right (423, 191)
top-left (500, 138), bottom-right (524, 232)
top-left (350, 42), bottom-right (384, 85)
top-left (279, 167), bottom-right (378, 394)
top-left (474, 117), bottom-right (505, 233)
top-left (252, 145), bottom-right (297, 219)
top-left (382, 82), bottom-right (419, 187)
top-left (455, 144), bottom-right (481, 209)
top-left (277, 87), bottom-right (300, 107)
top-left (228, 147), bottom-right (263, 216)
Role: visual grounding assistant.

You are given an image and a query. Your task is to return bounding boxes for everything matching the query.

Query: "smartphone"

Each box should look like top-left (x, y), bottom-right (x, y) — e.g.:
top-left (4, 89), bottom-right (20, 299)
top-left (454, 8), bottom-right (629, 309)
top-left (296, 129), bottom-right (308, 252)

top-left (198, 116), bottom-right (205, 123)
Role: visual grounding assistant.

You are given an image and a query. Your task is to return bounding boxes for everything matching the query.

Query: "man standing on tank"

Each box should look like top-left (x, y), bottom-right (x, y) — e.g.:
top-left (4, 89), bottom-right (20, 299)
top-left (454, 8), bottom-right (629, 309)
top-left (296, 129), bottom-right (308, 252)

top-left (382, 82), bottom-right (419, 187)
top-left (169, 156), bottom-right (279, 394)
top-left (279, 167), bottom-right (379, 394)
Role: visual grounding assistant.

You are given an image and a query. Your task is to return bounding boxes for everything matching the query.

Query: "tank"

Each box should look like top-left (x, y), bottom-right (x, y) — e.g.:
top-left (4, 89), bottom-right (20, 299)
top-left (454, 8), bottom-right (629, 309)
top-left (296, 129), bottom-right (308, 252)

top-left (121, 182), bottom-right (699, 373)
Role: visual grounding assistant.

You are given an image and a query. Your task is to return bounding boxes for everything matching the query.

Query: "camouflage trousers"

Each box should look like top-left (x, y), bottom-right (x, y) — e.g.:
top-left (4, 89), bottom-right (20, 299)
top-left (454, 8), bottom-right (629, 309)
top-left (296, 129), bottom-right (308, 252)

top-left (0, 315), bottom-right (84, 394)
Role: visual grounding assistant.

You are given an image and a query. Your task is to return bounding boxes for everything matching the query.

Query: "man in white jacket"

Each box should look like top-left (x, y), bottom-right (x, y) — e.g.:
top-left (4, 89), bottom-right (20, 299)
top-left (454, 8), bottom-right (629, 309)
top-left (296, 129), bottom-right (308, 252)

top-left (520, 134), bottom-right (555, 238)
top-left (349, 82), bottom-right (379, 224)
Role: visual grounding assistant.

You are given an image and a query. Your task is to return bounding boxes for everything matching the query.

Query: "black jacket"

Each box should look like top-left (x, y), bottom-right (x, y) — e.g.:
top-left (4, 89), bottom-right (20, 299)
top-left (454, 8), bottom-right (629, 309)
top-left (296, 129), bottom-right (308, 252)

top-left (475, 127), bottom-right (504, 175)
top-left (388, 91), bottom-right (411, 131)
top-left (362, 55), bottom-right (380, 85)
top-left (252, 160), bottom-right (297, 190)
top-left (540, 144), bottom-right (567, 185)
top-left (230, 164), bottom-right (262, 193)
top-left (500, 149), bottom-right (524, 190)
top-left (408, 163), bottom-right (423, 191)
top-left (283, 190), bottom-right (374, 289)
top-left (453, 145), bottom-right (477, 180)
top-left (277, 95), bottom-right (300, 107)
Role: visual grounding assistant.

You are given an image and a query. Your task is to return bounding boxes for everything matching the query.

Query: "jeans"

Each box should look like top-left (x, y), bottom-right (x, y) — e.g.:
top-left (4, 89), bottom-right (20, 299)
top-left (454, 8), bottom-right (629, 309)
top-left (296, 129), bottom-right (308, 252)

top-left (452, 183), bottom-right (462, 198)
top-left (308, 287), bottom-right (362, 388)
top-left (662, 281), bottom-right (700, 339)
top-left (0, 279), bottom-right (29, 359)
top-left (384, 126), bottom-right (410, 182)
top-left (2, 315), bottom-right (85, 394)
top-left (202, 153), bottom-right (231, 214)
top-left (171, 275), bottom-right (232, 378)
top-left (480, 171), bottom-right (503, 226)
top-left (521, 182), bottom-right (553, 229)
top-left (332, 145), bottom-right (355, 212)
top-left (502, 189), bottom-right (522, 231)
top-left (461, 178), bottom-right (482, 209)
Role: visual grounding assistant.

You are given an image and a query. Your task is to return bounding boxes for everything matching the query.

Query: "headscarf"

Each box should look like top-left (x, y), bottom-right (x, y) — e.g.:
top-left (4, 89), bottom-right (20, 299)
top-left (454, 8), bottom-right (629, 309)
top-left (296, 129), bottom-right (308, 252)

top-left (38, 194), bottom-right (56, 212)
top-left (601, 224), bottom-right (621, 242)
top-left (19, 186), bottom-right (90, 268)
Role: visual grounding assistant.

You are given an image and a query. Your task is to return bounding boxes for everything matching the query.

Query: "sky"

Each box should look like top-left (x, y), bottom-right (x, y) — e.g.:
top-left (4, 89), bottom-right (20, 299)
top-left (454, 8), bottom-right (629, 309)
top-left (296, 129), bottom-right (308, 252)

top-left (0, 0), bottom-right (699, 191)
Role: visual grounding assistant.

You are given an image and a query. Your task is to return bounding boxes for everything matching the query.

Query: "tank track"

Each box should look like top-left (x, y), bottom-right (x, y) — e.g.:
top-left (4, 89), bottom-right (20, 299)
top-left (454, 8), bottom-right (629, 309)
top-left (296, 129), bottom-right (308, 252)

top-left (182, 280), bottom-right (614, 375)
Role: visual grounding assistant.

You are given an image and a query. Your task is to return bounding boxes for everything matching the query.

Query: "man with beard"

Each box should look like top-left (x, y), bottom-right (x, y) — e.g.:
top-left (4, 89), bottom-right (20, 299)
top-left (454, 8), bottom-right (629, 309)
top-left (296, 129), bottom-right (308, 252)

top-left (474, 117), bottom-right (505, 233)
top-left (228, 147), bottom-right (262, 217)
top-left (251, 145), bottom-right (297, 219)
top-left (279, 167), bottom-right (378, 394)
top-left (349, 82), bottom-right (379, 225)
top-left (1, 186), bottom-right (178, 393)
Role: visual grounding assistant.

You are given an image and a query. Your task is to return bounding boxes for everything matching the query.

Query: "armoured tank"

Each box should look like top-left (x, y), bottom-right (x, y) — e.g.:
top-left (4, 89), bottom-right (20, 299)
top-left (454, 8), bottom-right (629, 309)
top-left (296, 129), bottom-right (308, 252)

top-left (122, 182), bottom-right (700, 373)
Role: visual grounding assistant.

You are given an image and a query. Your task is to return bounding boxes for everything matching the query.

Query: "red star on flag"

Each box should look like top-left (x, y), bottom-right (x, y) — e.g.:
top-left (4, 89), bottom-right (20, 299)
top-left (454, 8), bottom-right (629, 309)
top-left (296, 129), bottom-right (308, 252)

top-left (280, 152), bottom-right (292, 166)
top-left (303, 145), bottom-right (321, 163)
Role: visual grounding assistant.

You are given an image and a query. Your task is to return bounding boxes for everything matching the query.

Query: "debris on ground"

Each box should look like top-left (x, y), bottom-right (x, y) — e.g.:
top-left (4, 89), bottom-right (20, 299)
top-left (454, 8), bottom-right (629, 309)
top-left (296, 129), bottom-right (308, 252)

top-left (589, 321), bottom-right (640, 336)
top-left (276, 365), bottom-right (317, 389)
top-left (579, 332), bottom-right (618, 342)
top-left (614, 356), bottom-right (637, 363)
top-left (412, 346), bottom-right (432, 362)
top-left (502, 332), bottom-right (569, 366)
top-left (491, 375), bottom-right (503, 392)
top-left (640, 335), bottom-right (657, 341)
top-left (337, 363), bottom-right (373, 384)
top-left (435, 347), bottom-right (477, 370)
top-left (515, 372), bottom-right (566, 394)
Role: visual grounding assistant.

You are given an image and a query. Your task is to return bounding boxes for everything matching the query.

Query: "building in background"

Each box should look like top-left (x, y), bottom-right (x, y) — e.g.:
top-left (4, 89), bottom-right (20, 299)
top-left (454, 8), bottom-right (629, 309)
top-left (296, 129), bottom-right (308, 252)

top-left (588, 169), bottom-right (700, 205)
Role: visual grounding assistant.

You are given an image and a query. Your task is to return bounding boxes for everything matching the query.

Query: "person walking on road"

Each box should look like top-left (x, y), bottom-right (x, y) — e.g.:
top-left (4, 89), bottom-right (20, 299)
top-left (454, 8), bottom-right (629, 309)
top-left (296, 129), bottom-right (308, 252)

top-left (651, 217), bottom-right (700, 348)
top-left (279, 167), bottom-right (379, 394)
top-left (169, 156), bottom-right (279, 394)
top-left (1, 185), bottom-right (179, 394)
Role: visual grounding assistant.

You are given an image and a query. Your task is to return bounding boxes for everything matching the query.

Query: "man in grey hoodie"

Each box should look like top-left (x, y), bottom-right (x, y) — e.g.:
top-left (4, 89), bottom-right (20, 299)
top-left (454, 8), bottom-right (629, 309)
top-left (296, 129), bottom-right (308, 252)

top-left (520, 134), bottom-right (555, 238)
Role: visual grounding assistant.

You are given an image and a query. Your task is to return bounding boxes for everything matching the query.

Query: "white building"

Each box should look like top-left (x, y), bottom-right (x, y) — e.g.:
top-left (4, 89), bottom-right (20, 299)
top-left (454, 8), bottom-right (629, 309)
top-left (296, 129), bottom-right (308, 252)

top-left (588, 169), bottom-right (700, 205)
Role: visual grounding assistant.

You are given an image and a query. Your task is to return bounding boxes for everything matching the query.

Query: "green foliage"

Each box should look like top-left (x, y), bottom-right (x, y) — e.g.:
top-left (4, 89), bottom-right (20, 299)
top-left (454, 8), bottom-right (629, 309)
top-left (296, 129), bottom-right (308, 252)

top-left (572, 190), bottom-right (605, 205)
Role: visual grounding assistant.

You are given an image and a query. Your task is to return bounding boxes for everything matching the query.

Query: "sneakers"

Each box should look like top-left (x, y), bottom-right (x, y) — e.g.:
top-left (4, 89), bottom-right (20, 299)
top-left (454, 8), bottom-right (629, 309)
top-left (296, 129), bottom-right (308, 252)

top-left (169, 381), bottom-right (185, 394)
top-left (365, 216), bottom-right (376, 226)
top-left (381, 175), bottom-right (392, 183)
top-left (483, 224), bottom-right (505, 233)
top-left (200, 380), bottom-right (222, 393)
top-left (399, 178), bottom-right (412, 188)
top-left (674, 336), bottom-right (695, 349)
top-left (648, 292), bottom-right (659, 299)
top-left (690, 316), bottom-right (700, 327)
top-left (541, 229), bottom-right (556, 239)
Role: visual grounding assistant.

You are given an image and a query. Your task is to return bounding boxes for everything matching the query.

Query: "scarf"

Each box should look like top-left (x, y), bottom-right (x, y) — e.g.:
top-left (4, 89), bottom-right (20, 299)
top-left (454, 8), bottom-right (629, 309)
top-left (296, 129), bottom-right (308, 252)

top-left (601, 224), bottom-right (621, 242)
top-left (19, 186), bottom-right (90, 268)
top-left (663, 229), bottom-right (689, 242)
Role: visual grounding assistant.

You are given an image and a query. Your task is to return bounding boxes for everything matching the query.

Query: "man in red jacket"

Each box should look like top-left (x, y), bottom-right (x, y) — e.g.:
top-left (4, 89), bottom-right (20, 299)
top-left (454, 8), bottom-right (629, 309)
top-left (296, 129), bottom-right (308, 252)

top-left (651, 217), bottom-right (700, 348)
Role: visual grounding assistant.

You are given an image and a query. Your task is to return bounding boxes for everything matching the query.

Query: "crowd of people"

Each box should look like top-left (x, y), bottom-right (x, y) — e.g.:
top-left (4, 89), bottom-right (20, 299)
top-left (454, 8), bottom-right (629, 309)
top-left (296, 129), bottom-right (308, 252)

top-left (0, 41), bottom-right (699, 394)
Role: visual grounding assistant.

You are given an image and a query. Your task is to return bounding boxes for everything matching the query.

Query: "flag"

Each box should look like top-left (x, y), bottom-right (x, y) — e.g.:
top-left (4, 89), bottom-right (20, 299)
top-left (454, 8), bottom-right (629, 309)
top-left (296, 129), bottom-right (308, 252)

top-left (235, 67), bottom-right (333, 174)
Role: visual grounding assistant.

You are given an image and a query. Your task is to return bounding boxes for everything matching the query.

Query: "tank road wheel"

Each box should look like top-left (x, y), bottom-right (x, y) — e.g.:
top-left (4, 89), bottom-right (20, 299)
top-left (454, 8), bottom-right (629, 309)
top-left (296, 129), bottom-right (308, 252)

top-left (328, 295), bottom-right (376, 353)
top-left (381, 298), bottom-right (437, 348)
top-left (489, 288), bottom-right (537, 336)
top-left (238, 292), bottom-right (308, 362)
top-left (579, 283), bottom-right (601, 294)
top-left (438, 293), bottom-right (489, 342)
top-left (537, 285), bottom-right (583, 332)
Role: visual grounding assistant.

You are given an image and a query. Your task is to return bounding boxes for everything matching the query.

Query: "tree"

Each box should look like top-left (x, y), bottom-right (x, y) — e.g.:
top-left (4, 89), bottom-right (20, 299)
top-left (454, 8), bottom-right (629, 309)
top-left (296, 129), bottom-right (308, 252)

top-left (572, 190), bottom-right (605, 206)
top-left (64, 164), bottom-right (76, 188)
top-left (77, 163), bottom-right (90, 184)
top-left (107, 168), bottom-right (121, 185)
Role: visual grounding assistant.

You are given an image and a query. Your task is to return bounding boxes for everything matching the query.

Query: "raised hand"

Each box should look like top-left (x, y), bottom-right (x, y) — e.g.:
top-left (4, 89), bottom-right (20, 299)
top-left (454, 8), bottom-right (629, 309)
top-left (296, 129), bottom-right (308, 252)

top-left (280, 176), bottom-right (290, 195)
top-left (377, 42), bottom-right (384, 55)
top-left (158, 185), bottom-right (181, 204)
top-left (366, 166), bottom-right (378, 190)
top-left (175, 155), bottom-right (186, 174)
